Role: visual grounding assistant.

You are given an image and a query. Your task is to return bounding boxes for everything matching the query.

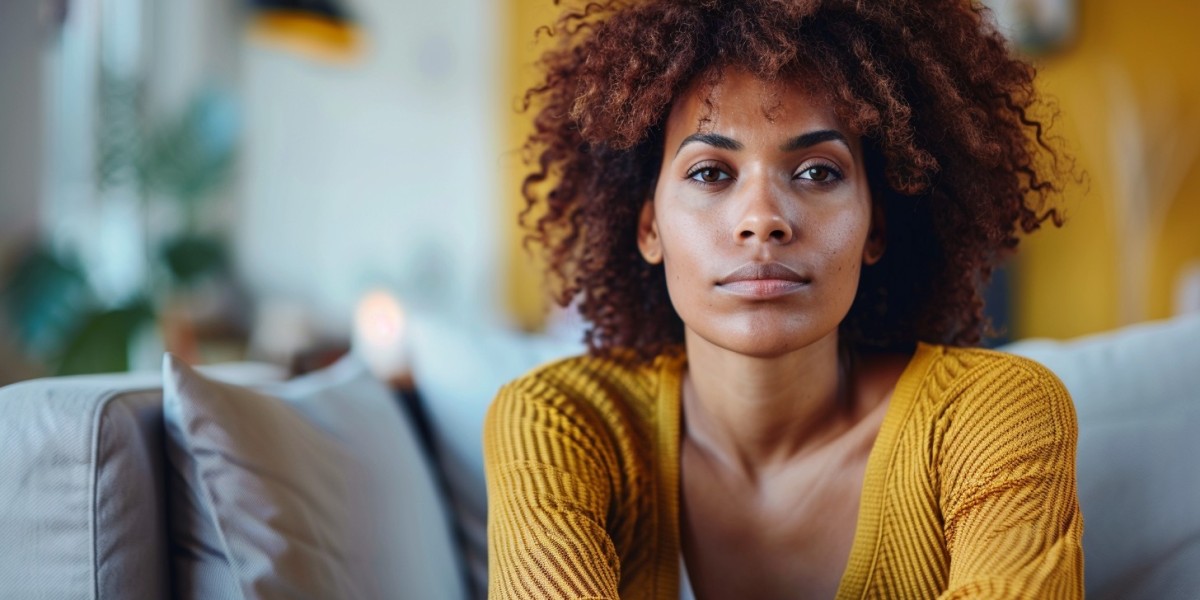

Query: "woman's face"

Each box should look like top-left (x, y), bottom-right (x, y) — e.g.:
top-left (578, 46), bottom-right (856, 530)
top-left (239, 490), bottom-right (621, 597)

top-left (639, 68), bottom-right (882, 358)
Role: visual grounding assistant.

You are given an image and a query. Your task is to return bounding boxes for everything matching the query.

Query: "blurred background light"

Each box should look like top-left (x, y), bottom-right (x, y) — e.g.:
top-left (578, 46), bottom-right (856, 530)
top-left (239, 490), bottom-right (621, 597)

top-left (353, 289), bottom-right (410, 383)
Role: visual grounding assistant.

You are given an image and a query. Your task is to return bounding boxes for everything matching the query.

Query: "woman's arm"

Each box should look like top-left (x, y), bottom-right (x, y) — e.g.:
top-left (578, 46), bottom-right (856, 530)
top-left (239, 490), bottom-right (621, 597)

top-left (483, 378), bottom-right (621, 600)
top-left (938, 357), bottom-right (1085, 599)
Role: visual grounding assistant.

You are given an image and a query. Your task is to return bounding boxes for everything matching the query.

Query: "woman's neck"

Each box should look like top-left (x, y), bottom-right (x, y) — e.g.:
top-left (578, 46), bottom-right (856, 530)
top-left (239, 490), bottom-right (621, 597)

top-left (681, 329), bottom-right (859, 485)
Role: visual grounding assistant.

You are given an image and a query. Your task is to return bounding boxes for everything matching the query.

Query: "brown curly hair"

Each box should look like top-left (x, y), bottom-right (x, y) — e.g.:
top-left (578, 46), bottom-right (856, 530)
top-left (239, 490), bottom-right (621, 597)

top-left (520, 0), bottom-right (1068, 360)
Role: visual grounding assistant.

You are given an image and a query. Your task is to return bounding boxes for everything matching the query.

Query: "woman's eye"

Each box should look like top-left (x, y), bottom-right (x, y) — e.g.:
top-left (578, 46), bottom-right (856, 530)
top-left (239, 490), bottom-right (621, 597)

top-left (797, 165), bottom-right (841, 182)
top-left (689, 167), bottom-right (730, 184)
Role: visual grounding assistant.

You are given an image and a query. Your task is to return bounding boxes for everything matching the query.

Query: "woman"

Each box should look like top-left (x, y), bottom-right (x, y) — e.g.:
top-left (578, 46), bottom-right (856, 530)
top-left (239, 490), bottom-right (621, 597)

top-left (484, 1), bottom-right (1084, 598)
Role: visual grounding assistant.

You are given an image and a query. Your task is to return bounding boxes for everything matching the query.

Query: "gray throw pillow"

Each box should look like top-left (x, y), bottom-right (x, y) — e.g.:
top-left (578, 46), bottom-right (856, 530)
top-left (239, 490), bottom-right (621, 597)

top-left (164, 352), bottom-right (466, 600)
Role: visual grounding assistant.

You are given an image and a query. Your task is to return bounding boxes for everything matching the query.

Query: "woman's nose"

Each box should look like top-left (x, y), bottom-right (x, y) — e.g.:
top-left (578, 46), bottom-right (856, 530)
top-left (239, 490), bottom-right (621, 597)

top-left (734, 177), bottom-right (794, 244)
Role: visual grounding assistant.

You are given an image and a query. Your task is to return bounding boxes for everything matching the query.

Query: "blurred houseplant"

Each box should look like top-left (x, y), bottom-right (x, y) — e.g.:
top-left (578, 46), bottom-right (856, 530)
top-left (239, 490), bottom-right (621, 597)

top-left (0, 69), bottom-right (242, 375)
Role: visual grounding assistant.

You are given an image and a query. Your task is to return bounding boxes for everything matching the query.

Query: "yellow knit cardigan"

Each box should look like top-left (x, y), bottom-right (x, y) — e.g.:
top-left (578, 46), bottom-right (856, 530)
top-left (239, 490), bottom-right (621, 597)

top-left (483, 343), bottom-right (1084, 599)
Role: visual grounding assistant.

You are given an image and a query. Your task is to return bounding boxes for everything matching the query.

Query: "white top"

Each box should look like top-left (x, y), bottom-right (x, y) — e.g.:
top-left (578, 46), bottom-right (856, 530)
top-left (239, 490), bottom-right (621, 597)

top-left (680, 554), bottom-right (696, 600)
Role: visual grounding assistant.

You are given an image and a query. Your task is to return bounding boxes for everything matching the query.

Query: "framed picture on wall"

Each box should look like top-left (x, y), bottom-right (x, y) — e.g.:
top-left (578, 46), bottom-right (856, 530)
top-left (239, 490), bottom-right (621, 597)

top-left (980, 0), bottom-right (1077, 55)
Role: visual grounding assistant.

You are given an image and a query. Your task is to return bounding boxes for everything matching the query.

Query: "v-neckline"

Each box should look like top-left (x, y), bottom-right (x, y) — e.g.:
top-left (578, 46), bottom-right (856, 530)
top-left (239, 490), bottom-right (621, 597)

top-left (654, 343), bottom-right (940, 599)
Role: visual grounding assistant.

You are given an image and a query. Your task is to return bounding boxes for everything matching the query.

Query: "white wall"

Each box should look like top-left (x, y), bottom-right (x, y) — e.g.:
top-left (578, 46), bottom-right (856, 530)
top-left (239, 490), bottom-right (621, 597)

top-left (0, 1), bottom-right (45, 255)
top-left (236, 0), bottom-right (503, 335)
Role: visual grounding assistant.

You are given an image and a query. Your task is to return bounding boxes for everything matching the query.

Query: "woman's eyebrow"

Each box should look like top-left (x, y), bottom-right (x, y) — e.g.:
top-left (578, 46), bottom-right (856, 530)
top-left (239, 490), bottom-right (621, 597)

top-left (675, 132), bottom-right (743, 157)
top-left (674, 129), bottom-right (850, 157)
top-left (781, 129), bottom-right (849, 152)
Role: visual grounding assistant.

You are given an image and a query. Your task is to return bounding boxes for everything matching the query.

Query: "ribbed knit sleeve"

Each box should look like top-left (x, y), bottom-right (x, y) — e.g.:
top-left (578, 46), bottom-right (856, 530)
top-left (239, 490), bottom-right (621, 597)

top-left (935, 355), bottom-right (1085, 599)
top-left (483, 375), bottom-right (622, 600)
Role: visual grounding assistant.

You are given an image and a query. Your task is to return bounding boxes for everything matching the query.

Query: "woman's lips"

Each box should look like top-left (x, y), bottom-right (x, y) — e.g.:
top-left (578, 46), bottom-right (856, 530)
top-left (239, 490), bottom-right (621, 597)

top-left (716, 262), bottom-right (811, 298)
top-left (717, 278), bottom-right (810, 298)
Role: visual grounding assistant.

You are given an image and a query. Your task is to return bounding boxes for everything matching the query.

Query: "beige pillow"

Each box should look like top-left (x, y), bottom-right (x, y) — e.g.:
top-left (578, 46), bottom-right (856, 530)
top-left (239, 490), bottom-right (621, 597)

top-left (163, 353), bottom-right (465, 600)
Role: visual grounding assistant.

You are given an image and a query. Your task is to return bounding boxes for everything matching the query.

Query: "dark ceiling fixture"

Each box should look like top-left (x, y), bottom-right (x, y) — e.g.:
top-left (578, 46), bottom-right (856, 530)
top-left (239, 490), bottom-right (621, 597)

top-left (248, 0), bottom-right (363, 63)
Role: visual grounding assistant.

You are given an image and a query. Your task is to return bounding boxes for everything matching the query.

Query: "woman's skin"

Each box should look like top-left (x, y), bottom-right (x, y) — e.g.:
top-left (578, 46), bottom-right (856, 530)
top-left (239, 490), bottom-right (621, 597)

top-left (637, 68), bottom-right (914, 599)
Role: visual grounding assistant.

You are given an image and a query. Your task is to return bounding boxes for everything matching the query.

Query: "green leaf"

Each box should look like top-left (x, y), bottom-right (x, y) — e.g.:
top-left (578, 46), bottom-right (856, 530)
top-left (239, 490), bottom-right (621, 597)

top-left (0, 248), bottom-right (93, 358)
top-left (54, 302), bottom-right (156, 376)
top-left (161, 235), bottom-right (229, 285)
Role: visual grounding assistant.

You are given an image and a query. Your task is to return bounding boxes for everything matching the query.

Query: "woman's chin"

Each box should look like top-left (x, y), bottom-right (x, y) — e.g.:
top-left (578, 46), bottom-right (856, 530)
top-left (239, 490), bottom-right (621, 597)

top-left (686, 321), bottom-right (840, 359)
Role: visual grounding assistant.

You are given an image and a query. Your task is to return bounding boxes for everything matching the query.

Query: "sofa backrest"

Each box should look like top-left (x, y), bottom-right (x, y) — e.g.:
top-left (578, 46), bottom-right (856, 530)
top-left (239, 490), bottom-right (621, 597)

top-left (0, 373), bottom-right (169, 600)
top-left (0, 362), bottom-right (287, 600)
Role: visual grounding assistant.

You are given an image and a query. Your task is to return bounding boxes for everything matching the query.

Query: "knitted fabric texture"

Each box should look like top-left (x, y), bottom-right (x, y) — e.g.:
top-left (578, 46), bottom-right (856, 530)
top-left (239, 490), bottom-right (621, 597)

top-left (483, 343), bottom-right (1085, 599)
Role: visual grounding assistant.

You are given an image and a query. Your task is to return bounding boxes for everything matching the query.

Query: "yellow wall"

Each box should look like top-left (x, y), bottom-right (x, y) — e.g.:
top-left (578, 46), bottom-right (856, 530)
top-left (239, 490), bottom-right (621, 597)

top-left (501, 0), bottom-right (1200, 337)
top-left (1017, 0), bottom-right (1200, 338)
top-left (501, 0), bottom-right (561, 331)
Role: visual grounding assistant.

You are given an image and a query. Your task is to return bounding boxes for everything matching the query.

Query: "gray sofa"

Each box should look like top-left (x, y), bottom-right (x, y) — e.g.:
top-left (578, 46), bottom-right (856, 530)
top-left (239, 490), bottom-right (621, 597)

top-left (0, 314), bottom-right (1197, 599)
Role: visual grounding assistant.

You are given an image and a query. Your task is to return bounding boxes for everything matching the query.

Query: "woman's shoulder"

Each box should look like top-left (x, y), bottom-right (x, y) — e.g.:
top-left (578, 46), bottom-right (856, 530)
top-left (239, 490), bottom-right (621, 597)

top-left (488, 348), bottom-right (681, 430)
top-left (918, 343), bottom-right (1076, 435)
top-left (501, 348), bottom-right (671, 397)
top-left (929, 344), bottom-right (1065, 386)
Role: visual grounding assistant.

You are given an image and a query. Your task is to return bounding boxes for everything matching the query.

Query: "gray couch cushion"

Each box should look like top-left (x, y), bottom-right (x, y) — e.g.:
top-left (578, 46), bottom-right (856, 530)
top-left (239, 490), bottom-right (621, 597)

top-left (1003, 313), bottom-right (1200, 600)
top-left (0, 372), bottom-right (167, 600)
top-left (164, 352), bottom-right (466, 600)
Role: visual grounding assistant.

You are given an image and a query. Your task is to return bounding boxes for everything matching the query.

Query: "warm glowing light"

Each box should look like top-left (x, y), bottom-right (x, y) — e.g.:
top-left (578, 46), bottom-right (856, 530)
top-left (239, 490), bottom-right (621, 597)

top-left (353, 290), bottom-right (409, 381)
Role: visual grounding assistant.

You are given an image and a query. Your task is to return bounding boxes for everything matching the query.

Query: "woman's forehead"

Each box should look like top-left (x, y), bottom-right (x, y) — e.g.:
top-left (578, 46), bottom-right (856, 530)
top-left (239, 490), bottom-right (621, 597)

top-left (665, 68), bottom-right (849, 143)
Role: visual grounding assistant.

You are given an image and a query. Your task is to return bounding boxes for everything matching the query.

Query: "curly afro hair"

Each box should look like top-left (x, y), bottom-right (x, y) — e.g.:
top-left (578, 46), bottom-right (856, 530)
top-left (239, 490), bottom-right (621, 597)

top-left (520, 0), bottom-right (1068, 360)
